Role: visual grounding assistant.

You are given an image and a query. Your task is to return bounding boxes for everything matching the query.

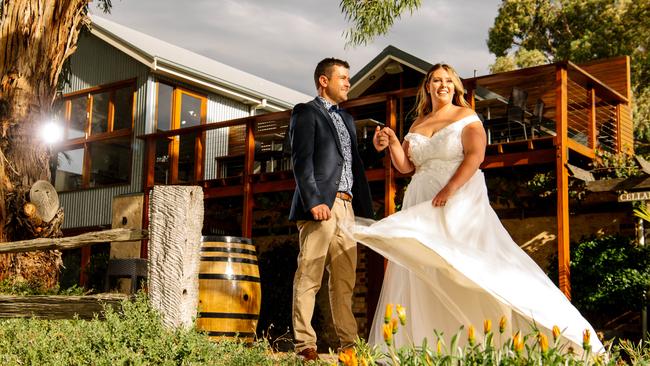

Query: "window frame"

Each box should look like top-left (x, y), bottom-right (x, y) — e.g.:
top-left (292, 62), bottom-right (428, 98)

top-left (53, 79), bottom-right (136, 192)
top-left (154, 80), bottom-right (207, 184)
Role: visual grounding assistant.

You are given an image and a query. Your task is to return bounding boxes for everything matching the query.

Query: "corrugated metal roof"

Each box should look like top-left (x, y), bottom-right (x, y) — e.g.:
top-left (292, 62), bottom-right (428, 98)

top-left (90, 15), bottom-right (311, 111)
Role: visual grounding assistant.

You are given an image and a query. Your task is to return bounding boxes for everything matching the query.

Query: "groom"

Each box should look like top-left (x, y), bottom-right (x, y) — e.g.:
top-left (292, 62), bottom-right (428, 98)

top-left (289, 57), bottom-right (373, 361)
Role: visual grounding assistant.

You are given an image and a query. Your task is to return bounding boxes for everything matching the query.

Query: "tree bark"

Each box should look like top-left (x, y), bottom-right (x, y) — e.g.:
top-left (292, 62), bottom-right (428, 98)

top-left (0, 1), bottom-right (90, 289)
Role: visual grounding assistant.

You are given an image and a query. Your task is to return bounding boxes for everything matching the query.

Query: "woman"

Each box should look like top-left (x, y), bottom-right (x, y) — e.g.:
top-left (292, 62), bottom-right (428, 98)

top-left (348, 63), bottom-right (603, 352)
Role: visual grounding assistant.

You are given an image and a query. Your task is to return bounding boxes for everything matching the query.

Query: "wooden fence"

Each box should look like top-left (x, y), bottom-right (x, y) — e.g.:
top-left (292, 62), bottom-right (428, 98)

top-left (0, 228), bottom-right (146, 319)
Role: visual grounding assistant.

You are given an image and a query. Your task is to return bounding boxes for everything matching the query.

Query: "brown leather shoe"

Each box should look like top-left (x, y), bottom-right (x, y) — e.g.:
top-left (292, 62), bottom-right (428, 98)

top-left (297, 348), bottom-right (319, 361)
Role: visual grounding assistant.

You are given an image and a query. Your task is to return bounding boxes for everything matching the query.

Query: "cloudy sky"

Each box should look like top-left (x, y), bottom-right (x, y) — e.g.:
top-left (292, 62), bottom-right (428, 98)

top-left (92, 0), bottom-right (503, 95)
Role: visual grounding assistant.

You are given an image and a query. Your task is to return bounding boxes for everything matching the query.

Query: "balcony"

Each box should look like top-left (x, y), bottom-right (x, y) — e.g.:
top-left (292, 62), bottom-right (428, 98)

top-left (465, 58), bottom-right (631, 165)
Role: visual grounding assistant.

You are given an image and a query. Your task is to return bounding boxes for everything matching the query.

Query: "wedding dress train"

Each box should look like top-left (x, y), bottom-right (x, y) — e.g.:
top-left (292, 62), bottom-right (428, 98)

top-left (346, 114), bottom-right (603, 352)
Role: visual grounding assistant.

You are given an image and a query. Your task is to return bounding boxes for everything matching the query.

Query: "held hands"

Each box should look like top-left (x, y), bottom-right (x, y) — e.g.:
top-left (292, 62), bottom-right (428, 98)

top-left (373, 126), bottom-right (399, 152)
top-left (310, 204), bottom-right (331, 221)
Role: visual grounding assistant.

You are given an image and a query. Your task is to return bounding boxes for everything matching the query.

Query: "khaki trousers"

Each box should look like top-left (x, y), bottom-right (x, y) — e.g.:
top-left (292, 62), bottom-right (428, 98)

top-left (292, 198), bottom-right (357, 352)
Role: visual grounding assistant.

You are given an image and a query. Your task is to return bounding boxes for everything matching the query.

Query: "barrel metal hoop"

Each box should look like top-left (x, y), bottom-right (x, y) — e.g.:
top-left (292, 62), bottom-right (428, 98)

top-left (207, 331), bottom-right (256, 338)
top-left (201, 247), bottom-right (257, 255)
top-left (198, 274), bottom-right (261, 282)
top-left (201, 236), bottom-right (253, 244)
top-left (200, 257), bottom-right (258, 265)
top-left (198, 312), bottom-right (259, 319)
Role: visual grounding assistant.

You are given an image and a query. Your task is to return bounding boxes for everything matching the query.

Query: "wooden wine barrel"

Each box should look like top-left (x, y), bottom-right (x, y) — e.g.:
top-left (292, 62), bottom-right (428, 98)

top-left (196, 236), bottom-right (261, 342)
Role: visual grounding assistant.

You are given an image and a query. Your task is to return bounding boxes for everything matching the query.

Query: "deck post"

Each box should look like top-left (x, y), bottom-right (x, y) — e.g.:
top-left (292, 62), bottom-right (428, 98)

top-left (555, 65), bottom-right (571, 299)
top-left (385, 96), bottom-right (397, 217)
top-left (242, 118), bottom-right (255, 237)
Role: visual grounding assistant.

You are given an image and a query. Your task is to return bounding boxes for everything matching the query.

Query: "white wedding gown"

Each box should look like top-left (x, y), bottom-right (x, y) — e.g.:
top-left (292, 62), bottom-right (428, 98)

top-left (347, 114), bottom-right (603, 352)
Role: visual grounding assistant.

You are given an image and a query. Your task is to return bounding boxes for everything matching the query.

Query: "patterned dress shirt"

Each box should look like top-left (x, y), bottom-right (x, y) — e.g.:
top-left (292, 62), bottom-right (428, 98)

top-left (317, 96), bottom-right (353, 196)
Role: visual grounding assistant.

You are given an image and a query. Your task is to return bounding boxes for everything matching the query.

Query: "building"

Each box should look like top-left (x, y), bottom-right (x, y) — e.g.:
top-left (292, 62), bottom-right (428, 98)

top-left (56, 32), bottom-right (635, 344)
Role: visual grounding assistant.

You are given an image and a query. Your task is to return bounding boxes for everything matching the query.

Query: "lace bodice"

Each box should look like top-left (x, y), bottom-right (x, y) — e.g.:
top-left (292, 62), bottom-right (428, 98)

top-left (404, 115), bottom-right (481, 176)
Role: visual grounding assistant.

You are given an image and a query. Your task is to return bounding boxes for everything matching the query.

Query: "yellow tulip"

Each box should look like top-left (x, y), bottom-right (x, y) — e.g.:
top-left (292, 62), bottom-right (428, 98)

top-left (552, 325), bottom-right (561, 341)
top-left (385, 303), bottom-right (393, 324)
top-left (513, 331), bottom-right (523, 353)
top-left (436, 339), bottom-right (442, 355)
top-left (483, 319), bottom-right (492, 334)
top-left (360, 357), bottom-right (368, 366)
top-left (468, 325), bottom-right (476, 346)
top-left (583, 329), bottom-right (591, 351)
top-left (396, 304), bottom-right (407, 326)
top-left (338, 347), bottom-right (358, 366)
top-left (499, 316), bottom-right (507, 334)
top-left (391, 318), bottom-right (399, 334)
top-left (383, 323), bottom-right (393, 346)
top-left (538, 333), bottom-right (549, 353)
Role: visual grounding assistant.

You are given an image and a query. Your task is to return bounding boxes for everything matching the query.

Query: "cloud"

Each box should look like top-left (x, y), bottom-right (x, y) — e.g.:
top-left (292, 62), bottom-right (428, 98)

top-left (93, 0), bottom-right (500, 94)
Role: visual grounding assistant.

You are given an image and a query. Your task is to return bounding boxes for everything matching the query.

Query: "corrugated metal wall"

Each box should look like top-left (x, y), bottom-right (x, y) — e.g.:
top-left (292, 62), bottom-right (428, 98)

top-left (60, 34), bottom-right (253, 228)
top-left (204, 95), bottom-right (250, 180)
top-left (59, 34), bottom-right (150, 229)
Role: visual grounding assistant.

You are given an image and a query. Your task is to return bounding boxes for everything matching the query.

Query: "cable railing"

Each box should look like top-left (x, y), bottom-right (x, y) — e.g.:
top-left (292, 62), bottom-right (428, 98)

top-left (467, 61), bottom-right (629, 155)
top-left (566, 78), bottom-right (592, 147)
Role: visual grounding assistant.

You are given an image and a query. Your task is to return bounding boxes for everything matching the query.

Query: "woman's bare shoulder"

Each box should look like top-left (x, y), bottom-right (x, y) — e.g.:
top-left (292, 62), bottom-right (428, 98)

top-left (453, 105), bottom-right (477, 119)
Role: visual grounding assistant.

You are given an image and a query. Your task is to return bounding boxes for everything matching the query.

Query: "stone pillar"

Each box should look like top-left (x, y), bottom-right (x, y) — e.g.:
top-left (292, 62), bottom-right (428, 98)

top-left (148, 186), bottom-right (203, 329)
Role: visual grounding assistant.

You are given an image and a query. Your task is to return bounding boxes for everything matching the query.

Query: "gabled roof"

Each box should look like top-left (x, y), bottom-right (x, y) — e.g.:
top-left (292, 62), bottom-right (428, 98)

top-left (350, 45), bottom-right (432, 98)
top-left (90, 16), bottom-right (311, 111)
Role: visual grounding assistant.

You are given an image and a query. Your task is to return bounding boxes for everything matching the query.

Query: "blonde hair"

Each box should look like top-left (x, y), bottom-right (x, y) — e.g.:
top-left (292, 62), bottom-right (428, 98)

top-left (414, 63), bottom-right (470, 119)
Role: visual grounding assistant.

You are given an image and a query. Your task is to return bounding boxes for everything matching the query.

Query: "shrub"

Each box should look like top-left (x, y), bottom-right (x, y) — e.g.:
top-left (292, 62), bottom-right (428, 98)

top-left (0, 293), bottom-right (302, 365)
top-left (549, 234), bottom-right (650, 322)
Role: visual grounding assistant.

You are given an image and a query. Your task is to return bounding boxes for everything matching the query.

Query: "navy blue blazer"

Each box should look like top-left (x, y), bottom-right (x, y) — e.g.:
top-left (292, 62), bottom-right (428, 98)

top-left (288, 98), bottom-right (374, 221)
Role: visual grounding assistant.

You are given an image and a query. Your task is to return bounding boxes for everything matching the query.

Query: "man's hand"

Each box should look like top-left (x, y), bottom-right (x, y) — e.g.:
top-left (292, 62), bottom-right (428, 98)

top-left (310, 204), bottom-right (332, 221)
top-left (373, 126), bottom-right (389, 151)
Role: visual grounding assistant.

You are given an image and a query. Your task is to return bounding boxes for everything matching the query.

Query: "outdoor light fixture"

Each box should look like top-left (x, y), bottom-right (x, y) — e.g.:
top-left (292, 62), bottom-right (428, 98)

top-left (40, 120), bottom-right (64, 145)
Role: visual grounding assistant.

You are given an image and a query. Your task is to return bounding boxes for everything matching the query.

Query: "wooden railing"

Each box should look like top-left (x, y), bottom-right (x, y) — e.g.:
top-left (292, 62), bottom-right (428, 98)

top-left (138, 60), bottom-right (631, 241)
top-left (0, 228), bottom-right (146, 319)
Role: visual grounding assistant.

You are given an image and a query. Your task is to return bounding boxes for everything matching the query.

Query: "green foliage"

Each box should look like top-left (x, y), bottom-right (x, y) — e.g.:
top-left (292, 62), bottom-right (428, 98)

top-left (526, 171), bottom-right (555, 198)
top-left (634, 204), bottom-right (650, 223)
top-left (0, 278), bottom-right (86, 296)
top-left (340, 0), bottom-right (421, 47)
top-left (488, 0), bottom-right (645, 66)
top-left (0, 293), bottom-right (302, 365)
top-left (634, 88), bottom-right (650, 154)
top-left (549, 235), bottom-right (650, 319)
top-left (514, 48), bottom-right (548, 68)
top-left (491, 55), bottom-right (517, 73)
top-left (592, 149), bottom-right (641, 179)
top-left (490, 48), bottom-right (549, 73)
top-left (488, 0), bottom-right (650, 145)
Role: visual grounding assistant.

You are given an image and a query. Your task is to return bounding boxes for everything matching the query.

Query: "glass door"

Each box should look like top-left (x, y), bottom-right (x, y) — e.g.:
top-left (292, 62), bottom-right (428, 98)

top-left (154, 82), bottom-right (207, 184)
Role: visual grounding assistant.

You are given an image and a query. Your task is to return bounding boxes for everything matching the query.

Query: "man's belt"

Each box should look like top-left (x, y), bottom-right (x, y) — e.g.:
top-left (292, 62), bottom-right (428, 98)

top-left (336, 192), bottom-right (352, 202)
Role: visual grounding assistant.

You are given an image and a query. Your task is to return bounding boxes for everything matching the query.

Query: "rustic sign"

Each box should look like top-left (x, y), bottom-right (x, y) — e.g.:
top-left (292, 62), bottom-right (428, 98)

top-left (618, 191), bottom-right (650, 202)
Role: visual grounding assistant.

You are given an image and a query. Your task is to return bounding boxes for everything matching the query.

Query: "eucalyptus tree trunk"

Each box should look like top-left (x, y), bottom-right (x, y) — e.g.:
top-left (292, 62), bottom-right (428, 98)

top-left (0, 1), bottom-right (90, 289)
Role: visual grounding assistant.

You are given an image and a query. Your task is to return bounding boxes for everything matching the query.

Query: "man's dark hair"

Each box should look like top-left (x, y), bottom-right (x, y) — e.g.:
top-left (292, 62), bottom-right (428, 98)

top-left (314, 58), bottom-right (350, 89)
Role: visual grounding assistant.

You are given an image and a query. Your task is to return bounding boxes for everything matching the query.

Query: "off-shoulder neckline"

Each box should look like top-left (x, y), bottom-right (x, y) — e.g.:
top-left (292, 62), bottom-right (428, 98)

top-left (406, 114), bottom-right (480, 139)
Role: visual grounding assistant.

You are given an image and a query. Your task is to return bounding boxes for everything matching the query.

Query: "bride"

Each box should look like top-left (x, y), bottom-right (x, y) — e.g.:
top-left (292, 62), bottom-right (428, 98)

top-left (349, 63), bottom-right (603, 352)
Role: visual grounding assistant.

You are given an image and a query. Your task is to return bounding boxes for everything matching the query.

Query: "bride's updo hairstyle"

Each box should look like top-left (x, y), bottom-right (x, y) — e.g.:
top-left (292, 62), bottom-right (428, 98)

top-left (414, 63), bottom-right (470, 119)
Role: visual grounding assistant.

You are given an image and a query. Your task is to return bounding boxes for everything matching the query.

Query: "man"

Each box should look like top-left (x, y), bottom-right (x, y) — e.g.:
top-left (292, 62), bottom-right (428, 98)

top-left (289, 58), bottom-right (374, 361)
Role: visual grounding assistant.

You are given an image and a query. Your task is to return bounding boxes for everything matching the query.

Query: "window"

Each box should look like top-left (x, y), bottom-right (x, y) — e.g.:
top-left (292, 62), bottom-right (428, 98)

top-left (153, 81), bottom-right (207, 184)
top-left (52, 80), bottom-right (135, 191)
